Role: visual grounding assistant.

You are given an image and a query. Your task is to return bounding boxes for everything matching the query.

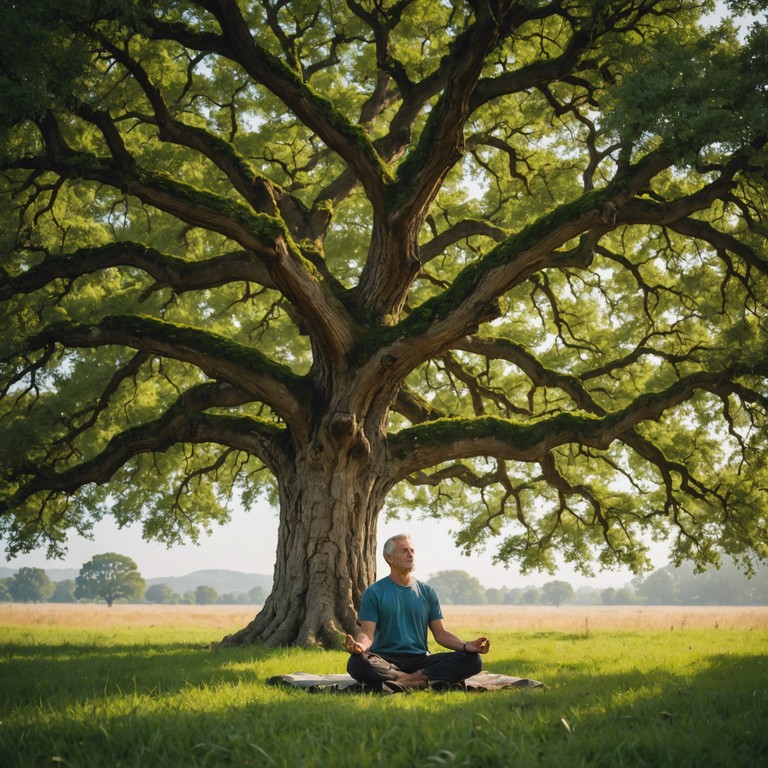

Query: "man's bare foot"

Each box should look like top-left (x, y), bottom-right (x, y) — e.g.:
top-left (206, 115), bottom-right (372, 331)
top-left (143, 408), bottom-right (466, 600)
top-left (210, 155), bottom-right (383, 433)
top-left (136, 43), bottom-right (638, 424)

top-left (395, 671), bottom-right (428, 689)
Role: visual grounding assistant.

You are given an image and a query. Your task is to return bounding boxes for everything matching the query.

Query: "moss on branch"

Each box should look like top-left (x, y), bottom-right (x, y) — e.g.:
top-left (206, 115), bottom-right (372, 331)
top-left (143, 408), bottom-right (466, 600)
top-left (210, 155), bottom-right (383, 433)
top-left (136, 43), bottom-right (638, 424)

top-left (137, 170), bottom-right (285, 239)
top-left (41, 152), bottom-right (313, 268)
top-left (390, 413), bottom-right (604, 462)
top-left (385, 151), bottom-right (672, 347)
top-left (389, 366), bottom-right (753, 466)
top-left (3, 407), bottom-right (288, 514)
top-left (97, 314), bottom-right (304, 387)
top-left (358, 185), bottom-right (614, 355)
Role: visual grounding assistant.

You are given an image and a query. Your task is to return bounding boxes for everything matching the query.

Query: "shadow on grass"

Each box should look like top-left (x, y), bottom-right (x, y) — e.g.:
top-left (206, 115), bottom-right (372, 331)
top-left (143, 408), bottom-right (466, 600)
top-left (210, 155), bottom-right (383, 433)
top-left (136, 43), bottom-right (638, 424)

top-left (2, 636), bottom-right (766, 767)
top-left (0, 640), bottom-right (320, 706)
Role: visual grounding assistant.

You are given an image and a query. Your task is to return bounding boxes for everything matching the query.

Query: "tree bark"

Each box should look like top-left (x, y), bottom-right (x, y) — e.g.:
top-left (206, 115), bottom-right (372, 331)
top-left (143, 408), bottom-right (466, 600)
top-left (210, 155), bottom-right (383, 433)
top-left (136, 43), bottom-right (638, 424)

top-left (220, 421), bottom-right (391, 648)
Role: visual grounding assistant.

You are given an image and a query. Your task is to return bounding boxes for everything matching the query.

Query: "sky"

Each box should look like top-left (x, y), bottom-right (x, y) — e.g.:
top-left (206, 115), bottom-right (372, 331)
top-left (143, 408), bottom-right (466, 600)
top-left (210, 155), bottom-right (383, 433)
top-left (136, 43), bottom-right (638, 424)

top-left (1, 497), bottom-right (668, 589)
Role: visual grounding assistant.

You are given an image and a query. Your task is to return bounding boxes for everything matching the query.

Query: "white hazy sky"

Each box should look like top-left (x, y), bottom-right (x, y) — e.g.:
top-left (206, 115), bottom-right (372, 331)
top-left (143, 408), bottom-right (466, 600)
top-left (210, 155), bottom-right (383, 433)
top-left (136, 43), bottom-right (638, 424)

top-left (2, 498), bottom-right (667, 589)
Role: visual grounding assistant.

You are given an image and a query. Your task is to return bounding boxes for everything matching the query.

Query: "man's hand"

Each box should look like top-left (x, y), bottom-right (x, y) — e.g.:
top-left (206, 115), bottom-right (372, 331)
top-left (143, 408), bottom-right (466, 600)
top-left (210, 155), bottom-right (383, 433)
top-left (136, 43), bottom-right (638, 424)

top-left (342, 633), bottom-right (366, 655)
top-left (465, 636), bottom-right (491, 654)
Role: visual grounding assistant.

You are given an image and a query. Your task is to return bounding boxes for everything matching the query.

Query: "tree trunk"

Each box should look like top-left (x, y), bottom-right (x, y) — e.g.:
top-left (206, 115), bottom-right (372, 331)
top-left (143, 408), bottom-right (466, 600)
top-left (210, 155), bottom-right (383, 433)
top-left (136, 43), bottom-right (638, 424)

top-left (220, 423), bottom-right (390, 648)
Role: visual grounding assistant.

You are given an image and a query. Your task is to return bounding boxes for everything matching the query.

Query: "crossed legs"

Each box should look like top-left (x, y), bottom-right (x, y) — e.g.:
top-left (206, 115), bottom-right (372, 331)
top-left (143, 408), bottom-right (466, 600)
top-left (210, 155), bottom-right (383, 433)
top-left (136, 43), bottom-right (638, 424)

top-left (347, 650), bottom-right (482, 690)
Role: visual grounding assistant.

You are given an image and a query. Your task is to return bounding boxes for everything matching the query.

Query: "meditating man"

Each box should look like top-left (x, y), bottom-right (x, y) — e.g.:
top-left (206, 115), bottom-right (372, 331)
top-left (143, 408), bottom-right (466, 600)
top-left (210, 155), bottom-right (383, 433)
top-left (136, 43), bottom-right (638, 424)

top-left (343, 533), bottom-right (491, 691)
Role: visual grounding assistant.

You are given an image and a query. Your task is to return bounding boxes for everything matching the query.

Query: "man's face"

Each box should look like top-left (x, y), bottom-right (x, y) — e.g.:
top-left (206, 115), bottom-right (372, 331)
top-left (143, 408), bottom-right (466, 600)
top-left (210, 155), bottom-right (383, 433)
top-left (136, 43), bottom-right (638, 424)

top-left (387, 537), bottom-right (415, 572)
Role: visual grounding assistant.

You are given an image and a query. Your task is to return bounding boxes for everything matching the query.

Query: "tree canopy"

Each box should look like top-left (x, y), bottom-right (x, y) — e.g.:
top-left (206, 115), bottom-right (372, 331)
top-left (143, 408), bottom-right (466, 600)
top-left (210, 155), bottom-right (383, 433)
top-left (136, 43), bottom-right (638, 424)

top-left (8, 566), bottom-right (54, 602)
top-left (426, 569), bottom-right (488, 604)
top-left (74, 552), bottom-right (146, 606)
top-left (1, 0), bottom-right (767, 646)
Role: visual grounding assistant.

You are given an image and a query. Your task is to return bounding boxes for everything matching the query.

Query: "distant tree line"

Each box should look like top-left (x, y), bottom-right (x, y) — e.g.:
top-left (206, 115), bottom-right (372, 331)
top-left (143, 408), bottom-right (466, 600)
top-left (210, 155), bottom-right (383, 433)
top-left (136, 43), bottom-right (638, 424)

top-left (0, 553), bottom-right (267, 606)
top-left (427, 560), bottom-right (768, 606)
top-left (2, 554), bottom-right (767, 607)
top-left (144, 582), bottom-right (267, 606)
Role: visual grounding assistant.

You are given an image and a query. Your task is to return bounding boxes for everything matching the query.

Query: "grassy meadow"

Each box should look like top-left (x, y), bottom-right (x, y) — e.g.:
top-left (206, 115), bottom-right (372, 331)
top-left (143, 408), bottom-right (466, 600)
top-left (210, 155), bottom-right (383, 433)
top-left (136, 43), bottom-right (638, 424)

top-left (1, 604), bottom-right (766, 767)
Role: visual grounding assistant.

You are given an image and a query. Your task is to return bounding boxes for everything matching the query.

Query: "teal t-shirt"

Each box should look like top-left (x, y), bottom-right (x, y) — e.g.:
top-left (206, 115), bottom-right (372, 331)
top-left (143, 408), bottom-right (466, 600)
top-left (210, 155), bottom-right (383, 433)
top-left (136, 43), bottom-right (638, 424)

top-left (358, 577), bottom-right (443, 654)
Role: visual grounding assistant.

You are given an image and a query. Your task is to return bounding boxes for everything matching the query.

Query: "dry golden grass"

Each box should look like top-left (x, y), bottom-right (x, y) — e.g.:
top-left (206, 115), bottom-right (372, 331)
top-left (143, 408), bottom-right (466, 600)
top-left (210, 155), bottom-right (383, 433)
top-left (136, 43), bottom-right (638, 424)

top-left (442, 603), bottom-right (768, 631)
top-left (0, 602), bottom-right (259, 631)
top-left (1, 602), bottom-right (767, 632)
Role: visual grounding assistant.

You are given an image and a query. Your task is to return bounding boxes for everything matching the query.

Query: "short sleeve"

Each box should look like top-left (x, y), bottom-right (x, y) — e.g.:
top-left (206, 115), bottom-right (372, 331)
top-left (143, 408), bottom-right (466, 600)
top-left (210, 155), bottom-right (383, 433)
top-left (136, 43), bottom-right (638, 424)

top-left (358, 584), bottom-right (380, 624)
top-left (426, 584), bottom-right (443, 622)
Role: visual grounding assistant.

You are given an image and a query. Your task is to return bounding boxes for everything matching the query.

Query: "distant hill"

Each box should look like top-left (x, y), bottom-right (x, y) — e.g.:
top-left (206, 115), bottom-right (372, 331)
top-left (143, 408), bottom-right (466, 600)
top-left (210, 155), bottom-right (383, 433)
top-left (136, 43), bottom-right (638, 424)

top-left (145, 570), bottom-right (272, 595)
top-left (0, 566), bottom-right (272, 595)
top-left (0, 566), bottom-right (80, 582)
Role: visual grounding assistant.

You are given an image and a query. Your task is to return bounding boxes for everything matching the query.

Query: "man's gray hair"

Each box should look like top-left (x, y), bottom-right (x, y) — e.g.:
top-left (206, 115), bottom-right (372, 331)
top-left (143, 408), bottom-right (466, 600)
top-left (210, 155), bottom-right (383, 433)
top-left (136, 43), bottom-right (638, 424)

top-left (383, 534), bottom-right (410, 558)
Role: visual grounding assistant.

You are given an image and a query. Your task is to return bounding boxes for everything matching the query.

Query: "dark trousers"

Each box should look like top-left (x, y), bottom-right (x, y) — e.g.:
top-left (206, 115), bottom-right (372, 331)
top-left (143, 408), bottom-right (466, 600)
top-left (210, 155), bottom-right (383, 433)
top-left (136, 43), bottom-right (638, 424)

top-left (347, 650), bottom-right (482, 687)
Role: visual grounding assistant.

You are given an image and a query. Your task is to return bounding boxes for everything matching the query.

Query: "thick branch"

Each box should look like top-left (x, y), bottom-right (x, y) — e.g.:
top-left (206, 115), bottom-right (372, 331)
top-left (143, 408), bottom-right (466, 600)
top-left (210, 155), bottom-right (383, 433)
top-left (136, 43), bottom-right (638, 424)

top-left (617, 161), bottom-right (746, 229)
top-left (13, 141), bottom-right (282, 259)
top-left (387, 366), bottom-right (754, 481)
top-left (85, 32), bottom-right (283, 220)
top-left (469, 17), bottom-right (592, 110)
top-left (668, 217), bottom-right (768, 277)
top-left (356, 150), bottom-right (674, 385)
top-left (0, 243), bottom-right (275, 301)
top-left (392, 386), bottom-right (447, 424)
top-left (16, 122), bottom-right (357, 364)
top-left (150, 1), bottom-right (392, 210)
top-left (385, 4), bottom-right (501, 222)
top-left (2, 403), bottom-right (288, 515)
top-left (24, 316), bottom-right (310, 430)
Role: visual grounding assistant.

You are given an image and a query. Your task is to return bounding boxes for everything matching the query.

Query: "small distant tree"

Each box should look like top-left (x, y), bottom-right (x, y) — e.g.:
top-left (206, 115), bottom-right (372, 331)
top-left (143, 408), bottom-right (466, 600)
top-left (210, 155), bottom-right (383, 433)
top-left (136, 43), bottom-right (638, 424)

top-left (750, 567), bottom-right (768, 605)
top-left (522, 587), bottom-right (542, 605)
top-left (541, 580), bottom-right (575, 607)
top-left (75, 553), bottom-right (145, 607)
top-left (181, 590), bottom-right (196, 605)
top-left (219, 591), bottom-right (250, 605)
top-left (50, 579), bottom-right (77, 603)
top-left (634, 568), bottom-right (679, 605)
top-left (9, 567), bottom-right (54, 603)
top-left (485, 587), bottom-right (506, 605)
top-left (195, 585), bottom-right (218, 605)
top-left (615, 586), bottom-right (638, 605)
top-left (248, 585), bottom-right (267, 605)
top-left (675, 560), bottom-right (750, 605)
top-left (426, 570), bottom-right (488, 605)
top-left (602, 586), bottom-right (637, 605)
top-left (601, 586), bottom-right (618, 605)
top-left (0, 578), bottom-right (11, 602)
top-left (504, 588), bottom-right (525, 605)
top-left (145, 583), bottom-right (177, 604)
top-left (570, 586), bottom-right (600, 606)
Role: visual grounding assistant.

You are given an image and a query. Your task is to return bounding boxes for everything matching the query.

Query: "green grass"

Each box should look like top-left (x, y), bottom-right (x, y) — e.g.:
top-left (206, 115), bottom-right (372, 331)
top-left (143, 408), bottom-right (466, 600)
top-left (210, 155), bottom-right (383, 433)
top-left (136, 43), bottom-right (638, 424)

top-left (1, 623), bottom-right (766, 767)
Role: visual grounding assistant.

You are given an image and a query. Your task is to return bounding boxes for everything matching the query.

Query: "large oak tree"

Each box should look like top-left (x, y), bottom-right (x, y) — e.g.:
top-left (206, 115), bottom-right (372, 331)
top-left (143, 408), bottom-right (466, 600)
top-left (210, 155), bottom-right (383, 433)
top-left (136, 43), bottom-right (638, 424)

top-left (1, 0), bottom-right (767, 646)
